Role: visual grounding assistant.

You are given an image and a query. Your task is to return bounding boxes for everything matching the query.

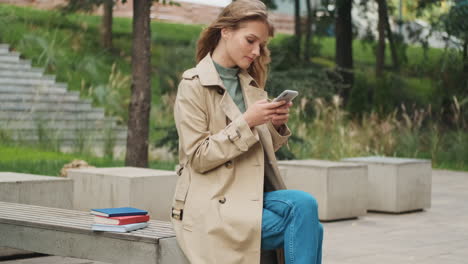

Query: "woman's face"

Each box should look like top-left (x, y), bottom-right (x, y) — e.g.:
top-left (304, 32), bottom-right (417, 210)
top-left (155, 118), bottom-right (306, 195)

top-left (221, 20), bottom-right (269, 70)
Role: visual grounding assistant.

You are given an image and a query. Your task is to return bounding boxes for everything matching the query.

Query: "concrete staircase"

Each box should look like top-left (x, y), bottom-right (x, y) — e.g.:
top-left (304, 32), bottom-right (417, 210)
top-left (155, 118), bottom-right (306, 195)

top-left (0, 43), bottom-right (127, 156)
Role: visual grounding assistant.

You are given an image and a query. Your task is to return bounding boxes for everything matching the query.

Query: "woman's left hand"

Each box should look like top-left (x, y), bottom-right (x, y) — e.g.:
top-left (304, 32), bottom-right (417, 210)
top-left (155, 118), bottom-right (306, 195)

top-left (271, 101), bottom-right (293, 130)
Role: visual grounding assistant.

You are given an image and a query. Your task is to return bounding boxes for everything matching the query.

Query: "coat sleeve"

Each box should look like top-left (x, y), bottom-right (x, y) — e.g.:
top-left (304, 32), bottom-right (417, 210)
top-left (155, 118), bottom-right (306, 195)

top-left (174, 79), bottom-right (259, 174)
top-left (267, 122), bottom-right (291, 152)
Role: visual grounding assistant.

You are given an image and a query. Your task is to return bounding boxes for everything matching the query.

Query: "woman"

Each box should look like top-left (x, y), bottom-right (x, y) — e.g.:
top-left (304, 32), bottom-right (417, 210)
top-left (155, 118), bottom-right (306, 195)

top-left (170, 0), bottom-right (323, 263)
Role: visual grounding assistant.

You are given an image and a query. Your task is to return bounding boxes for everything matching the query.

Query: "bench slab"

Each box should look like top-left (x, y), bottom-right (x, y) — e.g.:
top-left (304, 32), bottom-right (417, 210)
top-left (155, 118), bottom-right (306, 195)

top-left (0, 201), bottom-right (186, 264)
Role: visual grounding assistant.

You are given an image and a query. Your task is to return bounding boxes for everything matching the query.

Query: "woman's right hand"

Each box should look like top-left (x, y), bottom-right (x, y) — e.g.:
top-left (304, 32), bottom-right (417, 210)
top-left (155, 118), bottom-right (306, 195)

top-left (243, 99), bottom-right (286, 128)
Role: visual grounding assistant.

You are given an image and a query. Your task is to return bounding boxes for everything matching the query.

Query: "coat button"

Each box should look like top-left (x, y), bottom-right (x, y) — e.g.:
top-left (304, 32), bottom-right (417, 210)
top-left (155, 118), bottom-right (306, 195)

top-left (217, 88), bottom-right (224, 95)
top-left (219, 197), bottom-right (226, 204)
top-left (225, 160), bottom-right (233, 169)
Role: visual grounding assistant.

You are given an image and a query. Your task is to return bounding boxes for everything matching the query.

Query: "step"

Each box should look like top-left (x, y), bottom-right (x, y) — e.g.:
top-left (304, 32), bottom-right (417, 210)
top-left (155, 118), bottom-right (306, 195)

top-left (0, 118), bottom-right (121, 130)
top-left (8, 128), bottom-right (128, 141)
top-left (0, 93), bottom-right (86, 104)
top-left (0, 102), bottom-right (93, 112)
top-left (0, 84), bottom-right (68, 94)
top-left (0, 92), bottom-right (80, 102)
top-left (0, 61), bottom-right (32, 70)
top-left (0, 68), bottom-right (43, 78)
top-left (0, 53), bottom-right (20, 63)
top-left (0, 46), bottom-right (9, 54)
top-left (0, 115), bottom-right (118, 123)
top-left (0, 76), bottom-right (55, 86)
top-left (0, 44), bottom-right (9, 52)
top-left (0, 109), bottom-right (105, 120)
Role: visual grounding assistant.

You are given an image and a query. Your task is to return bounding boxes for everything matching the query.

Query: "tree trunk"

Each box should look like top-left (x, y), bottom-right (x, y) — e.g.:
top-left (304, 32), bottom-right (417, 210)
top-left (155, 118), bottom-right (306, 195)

top-left (125, 0), bottom-right (152, 167)
top-left (463, 38), bottom-right (468, 74)
top-left (376, 0), bottom-right (386, 78)
top-left (303, 0), bottom-right (314, 62)
top-left (335, 0), bottom-right (353, 106)
top-left (294, 0), bottom-right (301, 60)
top-left (101, 0), bottom-right (113, 50)
top-left (383, 0), bottom-right (399, 70)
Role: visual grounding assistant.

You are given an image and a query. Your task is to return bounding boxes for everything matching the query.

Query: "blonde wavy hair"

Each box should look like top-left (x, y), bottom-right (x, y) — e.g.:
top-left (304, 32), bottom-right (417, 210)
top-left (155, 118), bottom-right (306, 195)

top-left (196, 0), bottom-right (275, 89)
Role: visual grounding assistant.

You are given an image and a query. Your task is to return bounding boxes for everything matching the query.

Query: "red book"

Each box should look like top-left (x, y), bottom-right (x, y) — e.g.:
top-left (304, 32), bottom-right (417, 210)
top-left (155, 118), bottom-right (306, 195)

top-left (93, 214), bottom-right (150, 225)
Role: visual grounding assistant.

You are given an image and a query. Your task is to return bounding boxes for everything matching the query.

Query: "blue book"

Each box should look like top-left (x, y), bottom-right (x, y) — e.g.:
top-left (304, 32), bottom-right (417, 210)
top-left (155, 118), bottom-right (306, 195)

top-left (92, 222), bottom-right (149, 233)
top-left (90, 207), bottom-right (148, 217)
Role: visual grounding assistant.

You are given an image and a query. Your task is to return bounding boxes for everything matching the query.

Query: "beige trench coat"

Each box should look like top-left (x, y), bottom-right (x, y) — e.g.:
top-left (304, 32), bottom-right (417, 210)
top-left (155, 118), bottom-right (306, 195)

top-left (171, 53), bottom-right (291, 264)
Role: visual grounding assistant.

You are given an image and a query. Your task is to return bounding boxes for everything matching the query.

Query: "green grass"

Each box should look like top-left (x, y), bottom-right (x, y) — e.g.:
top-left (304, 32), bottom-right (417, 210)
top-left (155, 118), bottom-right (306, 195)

top-left (0, 144), bottom-right (176, 176)
top-left (314, 35), bottom-right (447, 68)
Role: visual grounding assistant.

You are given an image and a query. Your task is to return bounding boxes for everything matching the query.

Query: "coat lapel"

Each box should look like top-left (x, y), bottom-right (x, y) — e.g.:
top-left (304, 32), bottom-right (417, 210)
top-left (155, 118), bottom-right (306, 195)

top-left (195, 55), bottom-right (286, 190)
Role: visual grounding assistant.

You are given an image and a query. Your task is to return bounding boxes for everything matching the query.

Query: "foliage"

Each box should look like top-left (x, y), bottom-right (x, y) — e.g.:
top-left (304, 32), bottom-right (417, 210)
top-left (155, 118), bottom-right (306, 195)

top-left (59, 0), bottom-right (119, 13)
top-left (0, 4), bottom-right (466, 170)
top-left (288, 95), bottom-right (468, 170)
top-left (0, 144), bottom-right (176, 176)
top-left (89, 63), bottom-right (131, 123)
top-left (442, 0), bottom-right (468, 41)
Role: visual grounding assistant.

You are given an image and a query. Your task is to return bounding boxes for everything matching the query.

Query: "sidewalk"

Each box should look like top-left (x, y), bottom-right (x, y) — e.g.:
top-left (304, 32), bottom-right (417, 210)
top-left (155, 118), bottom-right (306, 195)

top-left (1, 169), bottom-right (467, 263)
top-left (323, 169), bottom-right (468, 264)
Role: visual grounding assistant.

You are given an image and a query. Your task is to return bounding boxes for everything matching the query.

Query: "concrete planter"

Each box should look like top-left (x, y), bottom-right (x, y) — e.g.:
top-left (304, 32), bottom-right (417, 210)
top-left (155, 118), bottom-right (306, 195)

top-left (278, 159), bottom-right (368, 221)
top-left (68, 167), bottom-right (177, 221)
top-left (342, 156), bottom-right (432, 213)
top-left (0, 172), bottom-right (73, 209)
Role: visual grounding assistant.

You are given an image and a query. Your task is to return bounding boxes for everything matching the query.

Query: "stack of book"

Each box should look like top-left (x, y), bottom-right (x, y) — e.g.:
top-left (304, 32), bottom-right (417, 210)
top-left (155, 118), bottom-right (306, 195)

top-left (90, 207), bottom-right (150, 233)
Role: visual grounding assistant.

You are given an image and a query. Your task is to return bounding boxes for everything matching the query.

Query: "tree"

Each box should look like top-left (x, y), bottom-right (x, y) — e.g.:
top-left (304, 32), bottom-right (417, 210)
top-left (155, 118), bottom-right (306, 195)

top-left (60, 0), bottom-right (124, 50)
top-left (294, 0), bottom-right (302, 59)
top-left (335, 0), bottom-right (354, 106)
top-left (125, 0), bottom-right (152, 167)
top-left (303, 0), bottom-right (315, 61)
top-left (375, 0), bottom-right (386, 78)
top-left (375, 0), bottom-right (399, 77)
top-left (444, 0), bottom-right (468, 74)
top-left (101, 0), bottom-right (114, 50)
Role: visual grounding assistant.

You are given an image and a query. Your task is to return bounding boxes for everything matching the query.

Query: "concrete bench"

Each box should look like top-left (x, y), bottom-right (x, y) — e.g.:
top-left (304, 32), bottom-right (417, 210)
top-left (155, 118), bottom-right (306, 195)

top-left (0, 200), bottom-right (279, 264)
top-left (0, 172), bottom-right (74, 259)
top-left (0, 201), bottom-right (188, 264)
top-left (278, 159), bottom-right (368, 221)
top-left (342, 156), bottom-right (432, 213)
top-left (67, 167), bottom-right (177, 221)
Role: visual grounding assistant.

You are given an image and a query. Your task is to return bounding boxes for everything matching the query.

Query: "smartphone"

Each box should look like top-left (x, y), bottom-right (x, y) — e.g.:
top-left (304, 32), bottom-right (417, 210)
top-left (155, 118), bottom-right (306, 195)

top-left (273, 90), bottom-right (299, 103)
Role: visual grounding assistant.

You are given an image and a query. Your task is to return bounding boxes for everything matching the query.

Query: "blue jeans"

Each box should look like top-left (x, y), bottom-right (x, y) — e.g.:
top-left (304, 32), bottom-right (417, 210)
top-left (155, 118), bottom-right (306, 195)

top-left (261, 190), bottom-right (323, 264)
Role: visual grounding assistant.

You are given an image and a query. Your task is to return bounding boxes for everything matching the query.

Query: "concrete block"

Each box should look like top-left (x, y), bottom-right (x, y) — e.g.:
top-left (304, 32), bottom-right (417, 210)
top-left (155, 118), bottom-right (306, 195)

top-left (158, 238), bottom-right (190, 264)
top-left (342, 156), bottom-right (432, 213)
top-left (278, 159), bottom-right (368, 221)
top-left (68, 167), bottom-right (178, 221)
top-left (0, 172), bottom-right (73, 209)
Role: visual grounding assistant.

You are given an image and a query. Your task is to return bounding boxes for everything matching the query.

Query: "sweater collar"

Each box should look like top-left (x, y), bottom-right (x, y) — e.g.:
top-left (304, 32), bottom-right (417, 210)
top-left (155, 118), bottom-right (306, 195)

top-left (195, 53), bottom-right (260, 89)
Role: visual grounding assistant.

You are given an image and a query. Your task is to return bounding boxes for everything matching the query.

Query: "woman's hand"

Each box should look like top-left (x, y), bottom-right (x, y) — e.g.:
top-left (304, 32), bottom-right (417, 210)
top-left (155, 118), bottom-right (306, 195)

top-left (243, 99), bottom-right (286, 128)
top-left (271, 101), bottom-right (292, 130)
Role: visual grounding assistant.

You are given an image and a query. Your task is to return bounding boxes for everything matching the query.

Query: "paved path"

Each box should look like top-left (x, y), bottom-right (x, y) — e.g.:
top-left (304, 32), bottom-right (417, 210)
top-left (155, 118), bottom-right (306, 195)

top-left (1, 169), bottom-right (467, 264)
top-left (323, 169), bottom-right (468, 264)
